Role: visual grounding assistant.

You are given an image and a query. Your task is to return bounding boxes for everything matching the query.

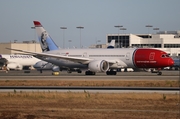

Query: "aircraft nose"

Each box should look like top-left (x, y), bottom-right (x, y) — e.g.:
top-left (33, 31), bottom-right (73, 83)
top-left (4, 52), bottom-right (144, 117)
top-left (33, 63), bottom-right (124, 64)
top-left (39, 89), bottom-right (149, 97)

top-left (168, 59), bottom-right (174, 66)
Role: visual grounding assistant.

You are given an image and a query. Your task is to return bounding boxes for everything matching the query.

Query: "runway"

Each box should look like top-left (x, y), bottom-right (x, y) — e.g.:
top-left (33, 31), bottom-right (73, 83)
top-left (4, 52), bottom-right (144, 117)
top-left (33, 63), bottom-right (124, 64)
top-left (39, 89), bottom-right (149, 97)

top-left (0, 70), bottom-right (179, 76)
top-left (0, 70), bottom-right (179, 80)
top-left (0, 75), bottom-right (179, 81)
top-left (0, 70), bottom-right (179, 93)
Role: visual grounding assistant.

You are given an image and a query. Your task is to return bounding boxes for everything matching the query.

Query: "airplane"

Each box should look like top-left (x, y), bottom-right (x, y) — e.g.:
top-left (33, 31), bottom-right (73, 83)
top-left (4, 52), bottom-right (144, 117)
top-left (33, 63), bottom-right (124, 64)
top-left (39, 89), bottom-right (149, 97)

top-left (0, 54), bottom-right (41, 71)
top-left (7, 21), bottom-right (174, 75)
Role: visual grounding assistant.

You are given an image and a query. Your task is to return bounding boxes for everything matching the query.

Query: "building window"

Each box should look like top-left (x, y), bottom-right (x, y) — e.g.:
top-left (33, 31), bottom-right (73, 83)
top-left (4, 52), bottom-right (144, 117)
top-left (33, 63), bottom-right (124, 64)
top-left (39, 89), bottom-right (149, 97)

top-left (132, 44), bottom-right (161, 48)
top-left (164, 44), bottom-right (180, 48)
top-left (107, 35), bottom-right (130, 48)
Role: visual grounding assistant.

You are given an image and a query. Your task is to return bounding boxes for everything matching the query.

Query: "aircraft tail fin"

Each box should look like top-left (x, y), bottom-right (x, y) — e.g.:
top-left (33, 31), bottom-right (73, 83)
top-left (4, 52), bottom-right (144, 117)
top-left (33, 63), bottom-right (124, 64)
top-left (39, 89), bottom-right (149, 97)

top-left (33, 21), bottom-right (59, 52)
top-left (107, 40), bottom-right (115, 48)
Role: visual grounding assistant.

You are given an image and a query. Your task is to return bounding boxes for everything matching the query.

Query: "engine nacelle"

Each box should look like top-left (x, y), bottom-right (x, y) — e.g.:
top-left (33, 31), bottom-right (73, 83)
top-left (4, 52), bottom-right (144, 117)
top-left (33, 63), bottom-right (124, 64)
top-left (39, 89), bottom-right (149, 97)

top-left (52, 66), bottom-right (60, 72)
top-left (7, 63), bottom-right (23, 70)
top-left (88, 60), bottom-right (109, 72)
top-left (34, 61), bottom-right (54, 70)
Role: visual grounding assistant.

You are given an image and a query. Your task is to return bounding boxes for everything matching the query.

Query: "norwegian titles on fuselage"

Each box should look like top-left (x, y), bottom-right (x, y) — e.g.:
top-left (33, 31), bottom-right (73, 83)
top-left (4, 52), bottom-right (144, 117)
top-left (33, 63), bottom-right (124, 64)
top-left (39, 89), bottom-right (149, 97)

top-left (10, 55), bottom-right (33, 59)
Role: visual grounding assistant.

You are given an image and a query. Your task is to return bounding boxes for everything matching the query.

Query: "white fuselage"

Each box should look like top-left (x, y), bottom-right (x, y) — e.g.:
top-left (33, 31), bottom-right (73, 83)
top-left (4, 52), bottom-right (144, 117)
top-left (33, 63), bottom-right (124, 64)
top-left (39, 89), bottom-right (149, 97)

top-left (1, 54), bottom-right (41, 70)
top-left (42, 48), bottom-right (136, 69)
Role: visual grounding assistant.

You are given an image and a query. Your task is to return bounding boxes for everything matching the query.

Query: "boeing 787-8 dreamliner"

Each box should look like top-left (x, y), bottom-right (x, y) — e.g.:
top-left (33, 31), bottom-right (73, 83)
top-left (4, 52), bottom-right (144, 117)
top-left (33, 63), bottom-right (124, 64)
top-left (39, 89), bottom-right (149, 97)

top-left (7, 21), bottom-right (174, 75)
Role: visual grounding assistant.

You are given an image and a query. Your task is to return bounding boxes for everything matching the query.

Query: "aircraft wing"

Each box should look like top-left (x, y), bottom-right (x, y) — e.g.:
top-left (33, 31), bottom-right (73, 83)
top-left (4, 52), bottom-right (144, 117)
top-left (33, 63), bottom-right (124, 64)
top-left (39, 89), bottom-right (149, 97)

top-left (6, 48), bottom-right (117, 65)
top-left (6, 48), bottom-right (92, 64)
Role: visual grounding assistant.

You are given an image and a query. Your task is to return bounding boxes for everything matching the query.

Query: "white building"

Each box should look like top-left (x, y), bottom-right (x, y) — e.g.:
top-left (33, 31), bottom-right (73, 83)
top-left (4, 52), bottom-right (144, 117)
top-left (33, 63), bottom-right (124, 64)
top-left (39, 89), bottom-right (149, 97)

top-left (106, 31), bottom-right (180, 56)
top-left (0, 41), bottom-right (42, 54)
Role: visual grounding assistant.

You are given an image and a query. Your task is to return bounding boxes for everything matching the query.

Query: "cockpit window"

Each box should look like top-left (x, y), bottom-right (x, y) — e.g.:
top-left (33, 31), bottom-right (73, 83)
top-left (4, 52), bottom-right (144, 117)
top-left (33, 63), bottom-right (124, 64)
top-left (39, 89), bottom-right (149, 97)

top-left (161, 54), bottom-right (169, 58)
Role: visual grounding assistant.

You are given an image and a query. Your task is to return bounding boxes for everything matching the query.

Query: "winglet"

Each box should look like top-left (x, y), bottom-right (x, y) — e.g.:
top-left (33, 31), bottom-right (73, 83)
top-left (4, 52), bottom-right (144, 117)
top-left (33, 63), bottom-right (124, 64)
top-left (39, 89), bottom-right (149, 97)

top-left (33, 21), bottom-right (42, 27)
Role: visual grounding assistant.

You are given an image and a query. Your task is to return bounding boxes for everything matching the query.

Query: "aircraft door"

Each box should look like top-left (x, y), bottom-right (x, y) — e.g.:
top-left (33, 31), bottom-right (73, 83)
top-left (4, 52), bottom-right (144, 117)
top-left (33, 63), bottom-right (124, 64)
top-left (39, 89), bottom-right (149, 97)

top-left (149, 52), bottom-right (155, 60)
top-left (126, 52), bottom-right (130, 60)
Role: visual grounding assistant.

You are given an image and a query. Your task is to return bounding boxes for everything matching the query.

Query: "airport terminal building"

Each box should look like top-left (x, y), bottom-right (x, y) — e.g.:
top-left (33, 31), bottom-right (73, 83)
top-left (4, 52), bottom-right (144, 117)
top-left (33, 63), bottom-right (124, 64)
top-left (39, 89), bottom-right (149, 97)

top-left (0, 40), bottom-right (41, 54)
top-left (106, 31), bottom-right (180, 56)
top-left (1, 31), bottom-right (180, 57)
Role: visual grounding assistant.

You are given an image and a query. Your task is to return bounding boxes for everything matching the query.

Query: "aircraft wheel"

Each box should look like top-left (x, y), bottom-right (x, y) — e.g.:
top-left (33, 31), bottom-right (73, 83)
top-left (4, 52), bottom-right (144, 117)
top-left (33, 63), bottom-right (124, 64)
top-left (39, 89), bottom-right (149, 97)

top-left (85, 71), bottom-right (95, 75)
top-left (77, 70), bottom-right (82, 73)
top-left (113, 71), bottom-right (117, 75)
top-left (106, 71), bottom-right (116, 75)
top-left (106, 71), bottom-right (109, 75)
top-left (157, 72), bottom-right (162, 75)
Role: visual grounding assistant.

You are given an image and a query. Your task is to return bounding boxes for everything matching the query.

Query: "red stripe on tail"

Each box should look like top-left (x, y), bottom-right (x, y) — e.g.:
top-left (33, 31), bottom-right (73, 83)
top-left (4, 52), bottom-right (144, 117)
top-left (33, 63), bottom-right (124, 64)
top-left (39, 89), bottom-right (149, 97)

top-left (33, 21), bottom-right (42, 27)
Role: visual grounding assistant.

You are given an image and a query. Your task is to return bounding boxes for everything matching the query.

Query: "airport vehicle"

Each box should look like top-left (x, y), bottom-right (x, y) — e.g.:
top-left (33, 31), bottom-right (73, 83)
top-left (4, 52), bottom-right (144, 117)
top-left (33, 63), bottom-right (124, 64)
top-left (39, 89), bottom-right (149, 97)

top-left (0, 54), bottom-right (41, 71)
top-left (7, 21), bottom-right (174, 75)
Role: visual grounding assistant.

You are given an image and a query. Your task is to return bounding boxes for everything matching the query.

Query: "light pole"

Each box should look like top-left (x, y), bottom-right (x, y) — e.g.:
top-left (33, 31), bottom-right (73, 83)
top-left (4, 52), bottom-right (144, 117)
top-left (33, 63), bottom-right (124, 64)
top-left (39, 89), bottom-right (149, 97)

top-left (76, 26), bottom-right (84, 48)
top-left (68, 40), bottom-right (72, 48)
top-left (114, 25), bottom-right (123, 48)
top-left (153, 28), bottom-right (159, 34)
top-left (31, 26), bottom-right (36, 52)
top-left (96, 40), bottom-right (101, 48)
top-left (60, 27), bottom-right (67, 49)
top-left (120, 28), bottom-right (127, 47)
top-left (14, 40), bottom-right (18, 43)
top-left (146, 25), bottom-right (153, 34)
top-left (145, 25), bottom-right (153, 47)
top-left (96, 40), bottom-right (101, 44)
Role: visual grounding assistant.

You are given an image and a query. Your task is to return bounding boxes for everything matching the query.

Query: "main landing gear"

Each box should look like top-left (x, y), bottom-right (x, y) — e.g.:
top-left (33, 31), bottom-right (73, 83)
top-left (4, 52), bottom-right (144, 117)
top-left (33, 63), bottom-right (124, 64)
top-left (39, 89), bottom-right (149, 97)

top-left (151, 68), bottom-right (162, 75)
top-left (157, 72), bottom-right (162, 75)
top-left (67, 69), bottom-right (82, 73)
top-left (106, 70), bottom-right (117, 75)
top-left (77, 70), bottom-right (82, 73)
top-left (85, 70), bottom-right (117, 75)
top-left (85, 71), bottom-right (96, 75)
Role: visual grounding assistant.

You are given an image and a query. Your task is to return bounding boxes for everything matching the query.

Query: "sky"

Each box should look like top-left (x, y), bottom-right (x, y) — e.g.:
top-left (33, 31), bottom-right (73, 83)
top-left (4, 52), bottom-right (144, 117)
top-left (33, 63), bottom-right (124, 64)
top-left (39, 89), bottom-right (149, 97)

top-left (0, 0), bottom-right (180, 48)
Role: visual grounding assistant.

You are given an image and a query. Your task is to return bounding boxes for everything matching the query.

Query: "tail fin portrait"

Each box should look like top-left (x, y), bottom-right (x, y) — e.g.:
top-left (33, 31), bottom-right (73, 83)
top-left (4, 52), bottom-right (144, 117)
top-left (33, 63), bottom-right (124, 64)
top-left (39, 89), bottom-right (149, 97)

top-left (33, 21), bottom-right (59, 52)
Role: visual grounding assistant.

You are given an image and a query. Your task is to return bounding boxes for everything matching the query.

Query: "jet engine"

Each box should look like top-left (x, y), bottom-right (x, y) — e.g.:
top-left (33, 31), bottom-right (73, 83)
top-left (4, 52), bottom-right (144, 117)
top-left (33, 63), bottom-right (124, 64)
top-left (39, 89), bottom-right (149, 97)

top-left (88, 60), bottom-right (109, 72)
top-left (34, 61), bottom-right (54, 70)
top-left (52, 66), bottom-right (60, 72)
top-left (7, 63), bottom-right (23, 70)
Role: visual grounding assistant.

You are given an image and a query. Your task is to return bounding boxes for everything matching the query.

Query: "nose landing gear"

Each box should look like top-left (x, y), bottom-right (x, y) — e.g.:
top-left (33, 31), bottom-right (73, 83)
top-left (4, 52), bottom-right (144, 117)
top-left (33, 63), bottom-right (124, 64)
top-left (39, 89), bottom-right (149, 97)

top-left (151, 68), bottom-right (162, 75)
